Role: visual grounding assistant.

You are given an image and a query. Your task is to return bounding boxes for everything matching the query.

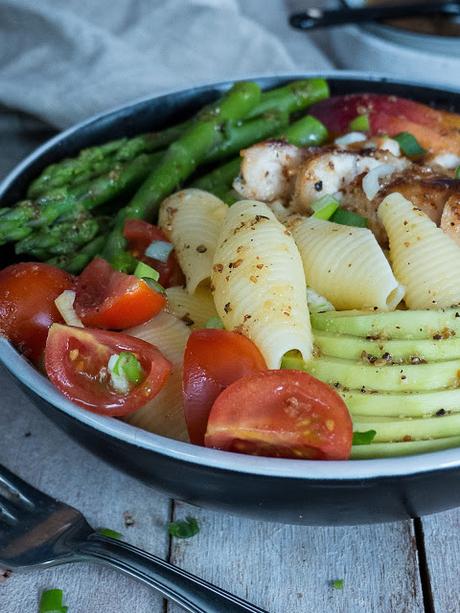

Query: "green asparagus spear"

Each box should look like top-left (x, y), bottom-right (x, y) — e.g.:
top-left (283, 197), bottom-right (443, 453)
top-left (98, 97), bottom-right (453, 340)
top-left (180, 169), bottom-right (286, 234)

top-left (0, 152), bottom-right (160, 246)
top-left (103, 82), bottom-right (262, 271)
top-left (47, 234), bottom-right (106, 273)
top-left (15, 214), bottom-right (101, 258)
top-left (247, 78), bottom-right (329, 118)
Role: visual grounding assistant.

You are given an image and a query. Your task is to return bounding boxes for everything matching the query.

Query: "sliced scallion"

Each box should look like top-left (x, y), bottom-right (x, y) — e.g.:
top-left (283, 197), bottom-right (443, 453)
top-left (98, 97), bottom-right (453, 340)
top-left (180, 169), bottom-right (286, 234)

top-left (330, 208), bottom-right (368, 228)
top-left (145, 240), bottom-right (174, 263)
top-left (312, 194), bottom-right (340, 221)
top-left (393, 132), bottom-right (427, 158)
top-left (352, 430), bottom-right (377, 446)
top-left (331, 579), bottom-right (344, 590)
top-left (168, 516), bottom-right (200, 539)
top-left (205, 316), bottom-right (225, 329)
top-left (349, 114), bottom-right (369, 132)
top-left (456, 166), bottom-right (460, 179)
top-left (134, 261), bottom-right (160, 282)
top-left (97, 527), bottom-right (124, 540)
top-left (39, 589), bottom-right (68, 613)
top-left (281, 350), bottom-right (305, 371)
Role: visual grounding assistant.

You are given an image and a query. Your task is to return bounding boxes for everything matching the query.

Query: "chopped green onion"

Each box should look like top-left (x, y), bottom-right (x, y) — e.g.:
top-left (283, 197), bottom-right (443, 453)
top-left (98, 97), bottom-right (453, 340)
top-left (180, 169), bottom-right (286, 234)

top-left (143, 278), bottom-right (166, 295)
top-left (168, 516), bottom-right (200, 539)
top-left (393, 132), bottom-right (427, 158)
top-left (97, 527), bottom-right (124, 540)
top-left (145, 240), bottom-right (174, 263)
top-left (112, 351), bottom-right (144, 384)
top-left (281, 350), bottom-right (306, 371)
top-left (134, 261), bottom-right (160, 282)
top-left (331, 579), bottom-right (344, 590)
top-left (456, 166), bottom-right (460, 179)
top-left (352, 430), bottom-right (377, 446)
top-left (312, 195), bottom-right (340, 221)
top-left (39, 589), bottom-right (68, 613)
top-left (349, 114), bottom-right (369, 132)
top-left (205, 316), bottom-right (225, 329)
top-left (330, 208), bottom-right (368, 228)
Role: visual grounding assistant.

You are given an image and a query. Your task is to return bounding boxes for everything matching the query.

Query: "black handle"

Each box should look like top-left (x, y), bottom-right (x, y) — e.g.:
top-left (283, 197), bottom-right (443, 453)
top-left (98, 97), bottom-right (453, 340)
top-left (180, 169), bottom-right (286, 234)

top-left (290, 2), bottom-right (460, 31)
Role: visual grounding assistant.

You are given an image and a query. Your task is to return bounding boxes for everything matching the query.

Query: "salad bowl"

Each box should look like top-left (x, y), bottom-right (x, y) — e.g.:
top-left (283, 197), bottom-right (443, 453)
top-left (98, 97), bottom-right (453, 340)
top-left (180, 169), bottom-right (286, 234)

top-left (2, 72), bottom-right (460, 525)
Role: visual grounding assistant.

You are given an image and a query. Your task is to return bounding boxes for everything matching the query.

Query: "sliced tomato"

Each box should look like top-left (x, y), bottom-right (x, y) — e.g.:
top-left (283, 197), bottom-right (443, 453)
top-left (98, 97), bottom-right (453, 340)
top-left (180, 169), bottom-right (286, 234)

top-left (45, 323), bottom-right (171, 415)
top-left (205, 370), bottom-right (353, 460)
top-left (182, 329), bottom-right (266, 445)
top-left (74, 257), bottom-right (165, 329)
top-left (123, 219), bottom-right (185, 288)
top-left (0, 262), bottom-right (74, 365)
top-left (309, 93), bottom-right (460, 155)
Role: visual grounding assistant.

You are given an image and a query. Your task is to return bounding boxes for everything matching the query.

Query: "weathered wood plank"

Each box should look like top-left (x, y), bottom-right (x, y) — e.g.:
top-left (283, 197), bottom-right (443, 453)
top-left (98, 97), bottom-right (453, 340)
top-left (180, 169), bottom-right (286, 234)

top-left (0, 365), bottom-right (169, 613)
top-left (168, 501), bottom-right (424, 613)
top-left (421, 509), bottom-right (460, 613)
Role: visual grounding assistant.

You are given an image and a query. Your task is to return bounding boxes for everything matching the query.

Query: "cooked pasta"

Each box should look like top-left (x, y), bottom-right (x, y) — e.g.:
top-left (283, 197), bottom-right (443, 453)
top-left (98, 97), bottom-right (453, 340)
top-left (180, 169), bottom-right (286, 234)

top-left (287, 215), bottom-right (404, 311)
top-left (158, 188), bottom-right (228, 293)
top-left (165, 285), bottom-right (218, 329)
top-left (124, 311), bottom-right (189, 441)
top-left (378, 192), bottom-right (460, 309)
top-left (211, 200), bottom-right (313, 368)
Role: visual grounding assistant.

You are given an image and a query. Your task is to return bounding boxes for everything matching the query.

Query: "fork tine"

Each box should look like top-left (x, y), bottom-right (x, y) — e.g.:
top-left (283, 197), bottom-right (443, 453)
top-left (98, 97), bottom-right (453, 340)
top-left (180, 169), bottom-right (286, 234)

top-left (0, 494), bottom-right (19, 526)
top-left (0, 464), bottom-right (41, 509)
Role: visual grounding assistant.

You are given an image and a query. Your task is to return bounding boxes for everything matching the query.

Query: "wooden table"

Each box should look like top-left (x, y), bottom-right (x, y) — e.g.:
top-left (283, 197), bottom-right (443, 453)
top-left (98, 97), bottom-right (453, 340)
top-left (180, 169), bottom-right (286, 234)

top-left (1, 105), bottom-right (459, 613)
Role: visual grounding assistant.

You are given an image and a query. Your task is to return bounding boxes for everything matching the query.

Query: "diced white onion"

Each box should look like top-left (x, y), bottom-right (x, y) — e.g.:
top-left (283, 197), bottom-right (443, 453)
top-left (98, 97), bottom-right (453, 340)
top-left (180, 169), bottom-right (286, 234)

top-left (362, 164), bottom-right (396, 201)
top-left (107, 354), bottom-right (130, 394)
top-left (306, 287), bottom-right (335, 314)
top-left (379, 138), bottom-right (401, 157)
top-left (54, 290), bottom-right (83, 327)
top-left (145, 240), bottom-right (174, 262)
top-left (431, 152), bottom-right (460, 169)
top-left (334, 132), bottom-right (367, 147)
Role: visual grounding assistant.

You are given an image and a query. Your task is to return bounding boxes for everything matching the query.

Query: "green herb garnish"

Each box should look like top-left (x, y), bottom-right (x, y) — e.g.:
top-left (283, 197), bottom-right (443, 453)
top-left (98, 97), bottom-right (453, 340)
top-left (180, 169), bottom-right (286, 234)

top-left (348, 114), bottom-right (369, 132)
top-left (134, 261), bottom-right (160, 282)
top-left (455, 166), bottom-right (460, 179)
top-left (352, 430), bottom-right (377, 446)
top-left (111, 351), bottom-right (144, 384)
top-left (281, 350), bottom-right (305, 371)
top-left (330, 208), bottom-right (368, 228)
top-left (393, 132), bottom-right (427, 158)
top-left (168, 516), bottom-right (200, 539)
top-left (205, 316), bottom-right (225, 329)
top-left (312, 195), bottom-right (340, 221)
top-left (97, 527), bottom-right (124, 540)
top-left (331, 579), bottom-right (344, 590)
top-left (39, 589), bottom-right (68, 613)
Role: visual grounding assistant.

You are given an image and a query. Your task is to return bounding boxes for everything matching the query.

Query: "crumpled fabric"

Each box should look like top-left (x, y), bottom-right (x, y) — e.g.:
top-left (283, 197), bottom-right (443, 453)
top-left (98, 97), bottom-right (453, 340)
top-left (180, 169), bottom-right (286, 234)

top-left (0, 0), bottom-right (332, 128)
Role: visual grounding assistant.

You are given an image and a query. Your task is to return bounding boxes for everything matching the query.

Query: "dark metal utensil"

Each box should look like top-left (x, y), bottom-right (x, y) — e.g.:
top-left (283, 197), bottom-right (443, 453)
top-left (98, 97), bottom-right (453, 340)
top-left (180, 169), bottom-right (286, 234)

top-left (290, 2), bottom-right (460, 31)
top-left (0, 462), bottom-right (266, 613)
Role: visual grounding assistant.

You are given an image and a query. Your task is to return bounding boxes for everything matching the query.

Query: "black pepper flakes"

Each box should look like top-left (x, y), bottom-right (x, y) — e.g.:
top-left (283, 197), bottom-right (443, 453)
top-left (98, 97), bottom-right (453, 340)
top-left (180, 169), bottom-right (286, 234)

top-left (181, 313), bottom-right (194, 327)
top-left (224, 302), bottom-right (232, 314)
top-left (196, 244), bottom-right (207, 253)
top-left (436, 408), bottom-right (446, 417)
top-left (314, 180), bottom-right (323, 192)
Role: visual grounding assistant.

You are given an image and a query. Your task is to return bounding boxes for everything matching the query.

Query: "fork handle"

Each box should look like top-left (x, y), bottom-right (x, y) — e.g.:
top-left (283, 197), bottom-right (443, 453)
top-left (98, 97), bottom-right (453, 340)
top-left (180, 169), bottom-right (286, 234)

top-left (77, 534), bottom-right (267, 613)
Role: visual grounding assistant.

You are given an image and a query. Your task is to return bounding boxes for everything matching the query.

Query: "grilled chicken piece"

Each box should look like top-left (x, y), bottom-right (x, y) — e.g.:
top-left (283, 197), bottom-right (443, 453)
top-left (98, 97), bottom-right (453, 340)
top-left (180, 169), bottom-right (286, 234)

top-left (291, 148), bottom-right (409, 212)
top-left (233, 141), bottom-right (306, 202)
top-left (341, 171), bottom-right (460, 245)
top-left (440, 194), bottom-right (460, 246)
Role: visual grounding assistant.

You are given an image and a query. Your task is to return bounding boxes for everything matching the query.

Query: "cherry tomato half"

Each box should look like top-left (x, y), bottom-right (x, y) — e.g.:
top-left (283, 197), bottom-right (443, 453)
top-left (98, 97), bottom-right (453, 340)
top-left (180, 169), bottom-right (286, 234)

top-left (0, 262), bottom-right (74, 365)
top-left (74, 257), bottom-right (165, 330)
top-left (45, 323), bottom-right (171, 416)
top-left (124, 219), bottom-right (185, 288)
top-left (182, 329), bottom-right (266, 445)
top-left (205, 370), bottom-right (353, 460)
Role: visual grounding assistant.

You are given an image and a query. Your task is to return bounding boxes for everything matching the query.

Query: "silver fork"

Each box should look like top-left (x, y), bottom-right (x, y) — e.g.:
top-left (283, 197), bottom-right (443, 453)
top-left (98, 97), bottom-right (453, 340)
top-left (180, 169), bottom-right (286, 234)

top-left (0, 463), bottom-right (267, 613)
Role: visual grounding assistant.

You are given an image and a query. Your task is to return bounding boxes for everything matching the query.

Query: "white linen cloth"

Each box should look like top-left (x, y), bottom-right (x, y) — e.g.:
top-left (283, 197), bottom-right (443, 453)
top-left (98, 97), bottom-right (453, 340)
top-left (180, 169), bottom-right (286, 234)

top-left (0, 0), bottom-right (332, 129)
